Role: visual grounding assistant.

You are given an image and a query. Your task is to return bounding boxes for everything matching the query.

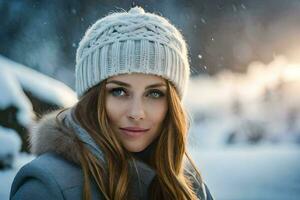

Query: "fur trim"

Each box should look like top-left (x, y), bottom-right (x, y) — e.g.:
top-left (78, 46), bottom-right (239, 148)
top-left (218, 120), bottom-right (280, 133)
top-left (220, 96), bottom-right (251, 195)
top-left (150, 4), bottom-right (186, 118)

top-left (29, 110), bottom-right (81, 164)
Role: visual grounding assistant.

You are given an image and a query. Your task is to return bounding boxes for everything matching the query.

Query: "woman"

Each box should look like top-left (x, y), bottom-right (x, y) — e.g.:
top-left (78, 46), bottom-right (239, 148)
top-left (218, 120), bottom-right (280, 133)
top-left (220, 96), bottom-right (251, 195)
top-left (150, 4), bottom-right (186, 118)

top-left (10, 6), bottom-right (213, 200)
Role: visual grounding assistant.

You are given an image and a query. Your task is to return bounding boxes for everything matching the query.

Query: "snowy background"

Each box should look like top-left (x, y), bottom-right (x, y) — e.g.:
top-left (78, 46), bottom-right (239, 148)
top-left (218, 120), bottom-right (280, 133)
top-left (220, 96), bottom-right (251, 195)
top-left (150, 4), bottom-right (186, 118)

top-left (185, 56), bottom-right (300, 200)
top-left (1, 1), bottom-right (300, 200)
top-left (0, 55), bottom-right (77, 199)
top-left (1, 55), bottom-right (299, 200)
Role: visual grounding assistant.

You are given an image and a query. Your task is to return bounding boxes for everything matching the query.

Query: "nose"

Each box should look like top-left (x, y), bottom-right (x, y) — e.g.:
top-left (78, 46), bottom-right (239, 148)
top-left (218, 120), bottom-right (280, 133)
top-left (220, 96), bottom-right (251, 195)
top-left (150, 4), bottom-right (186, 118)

top-left (127, 98), bottom-right (145, 121)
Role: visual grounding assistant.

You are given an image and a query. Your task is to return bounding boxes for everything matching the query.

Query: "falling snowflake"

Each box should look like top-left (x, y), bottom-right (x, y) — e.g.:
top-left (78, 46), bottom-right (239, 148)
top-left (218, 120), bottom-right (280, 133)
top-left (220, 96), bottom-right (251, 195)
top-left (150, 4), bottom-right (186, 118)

top-left (232, 4), bottom-right (237, 12)
top-left (71, 8), bottom-right (77, 14)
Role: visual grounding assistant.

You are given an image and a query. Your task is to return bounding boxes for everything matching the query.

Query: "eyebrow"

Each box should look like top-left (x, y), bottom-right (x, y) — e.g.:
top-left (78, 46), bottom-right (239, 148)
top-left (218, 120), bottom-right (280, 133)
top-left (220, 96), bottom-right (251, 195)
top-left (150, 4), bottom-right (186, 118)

top-left (106, 80), bottom-right (167, 89)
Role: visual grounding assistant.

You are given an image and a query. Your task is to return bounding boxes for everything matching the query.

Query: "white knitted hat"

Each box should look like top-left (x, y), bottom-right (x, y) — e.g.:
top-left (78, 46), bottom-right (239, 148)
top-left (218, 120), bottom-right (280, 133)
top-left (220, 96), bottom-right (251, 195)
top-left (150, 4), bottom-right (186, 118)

top-left (76, 6), bottom-right (190, 99)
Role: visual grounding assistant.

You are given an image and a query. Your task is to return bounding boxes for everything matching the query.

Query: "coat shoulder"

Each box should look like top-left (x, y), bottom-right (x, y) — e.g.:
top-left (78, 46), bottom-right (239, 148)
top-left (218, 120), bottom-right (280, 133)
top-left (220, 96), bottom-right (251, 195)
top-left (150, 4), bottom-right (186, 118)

top-left (10, 152), bottom-right (103, 200)
top-left (10, 177), bottom-right (59, 200)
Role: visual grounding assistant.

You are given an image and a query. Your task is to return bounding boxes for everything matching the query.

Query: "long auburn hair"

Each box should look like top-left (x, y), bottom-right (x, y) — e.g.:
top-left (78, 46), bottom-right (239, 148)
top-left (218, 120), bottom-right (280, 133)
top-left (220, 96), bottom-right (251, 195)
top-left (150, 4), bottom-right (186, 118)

top-left (57, 78), bottom-right (203, 200)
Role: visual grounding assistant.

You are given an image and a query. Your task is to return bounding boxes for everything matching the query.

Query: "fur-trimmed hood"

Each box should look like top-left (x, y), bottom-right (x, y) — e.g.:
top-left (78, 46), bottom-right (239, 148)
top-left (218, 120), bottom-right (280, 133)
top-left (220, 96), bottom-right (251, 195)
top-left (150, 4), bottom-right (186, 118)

top-left (29, 110), bottom-right (82, 164)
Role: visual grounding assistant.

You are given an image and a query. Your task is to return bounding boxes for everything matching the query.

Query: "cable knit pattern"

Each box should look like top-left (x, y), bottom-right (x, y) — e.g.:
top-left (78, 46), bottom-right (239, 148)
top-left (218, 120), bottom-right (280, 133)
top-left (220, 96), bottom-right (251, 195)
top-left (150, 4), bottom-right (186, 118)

top-left (76, 6), bottom-right (190, 99)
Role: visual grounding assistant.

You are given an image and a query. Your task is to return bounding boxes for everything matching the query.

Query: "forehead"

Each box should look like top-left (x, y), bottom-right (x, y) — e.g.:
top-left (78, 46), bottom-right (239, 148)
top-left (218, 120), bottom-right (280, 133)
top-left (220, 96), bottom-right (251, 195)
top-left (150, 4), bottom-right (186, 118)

top-left (106, 73), bottom-right (166, 84)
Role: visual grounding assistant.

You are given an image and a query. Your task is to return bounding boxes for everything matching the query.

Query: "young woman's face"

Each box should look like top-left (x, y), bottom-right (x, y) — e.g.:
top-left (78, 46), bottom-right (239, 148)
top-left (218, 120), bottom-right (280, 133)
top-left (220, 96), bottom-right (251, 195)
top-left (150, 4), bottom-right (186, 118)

top-left (105, 73), bottom-right (168, 152)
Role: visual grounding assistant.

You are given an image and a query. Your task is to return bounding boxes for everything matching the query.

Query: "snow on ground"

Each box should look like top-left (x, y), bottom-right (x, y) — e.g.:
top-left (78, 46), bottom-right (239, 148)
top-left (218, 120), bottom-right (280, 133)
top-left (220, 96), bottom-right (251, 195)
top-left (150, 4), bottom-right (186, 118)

top-left (189, 144), bottom-right (300, 200)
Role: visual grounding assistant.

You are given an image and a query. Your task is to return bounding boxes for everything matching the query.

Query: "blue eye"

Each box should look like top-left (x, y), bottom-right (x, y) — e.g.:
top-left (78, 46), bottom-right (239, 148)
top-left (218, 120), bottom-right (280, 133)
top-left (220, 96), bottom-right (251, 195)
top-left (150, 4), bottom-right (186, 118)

top-left (148, 89), bottom-right (165, 99)
top-left (108, 88), bottom-right (165, 99)
top-left (109, 87), bottom-right (126, 97)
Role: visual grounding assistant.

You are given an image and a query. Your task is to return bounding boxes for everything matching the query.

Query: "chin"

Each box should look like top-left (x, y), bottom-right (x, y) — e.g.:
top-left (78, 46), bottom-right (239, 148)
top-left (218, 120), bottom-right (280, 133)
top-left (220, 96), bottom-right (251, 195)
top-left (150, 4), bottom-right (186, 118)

top-left (125, 144), bottom-right (147, 153)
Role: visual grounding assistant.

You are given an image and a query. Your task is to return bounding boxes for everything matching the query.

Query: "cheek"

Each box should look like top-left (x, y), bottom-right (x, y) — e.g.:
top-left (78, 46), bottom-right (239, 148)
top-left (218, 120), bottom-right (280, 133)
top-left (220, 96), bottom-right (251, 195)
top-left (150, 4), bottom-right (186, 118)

top-left (105, 97), bottom-right (123, 122)
top-left (148, 101), bottom-right (168, 124)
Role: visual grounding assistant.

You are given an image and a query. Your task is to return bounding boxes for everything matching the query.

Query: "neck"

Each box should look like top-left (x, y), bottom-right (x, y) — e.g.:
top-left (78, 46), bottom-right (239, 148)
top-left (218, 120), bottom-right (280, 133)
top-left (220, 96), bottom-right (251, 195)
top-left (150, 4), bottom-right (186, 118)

top-left (132, 139), bottom-right (157, 164)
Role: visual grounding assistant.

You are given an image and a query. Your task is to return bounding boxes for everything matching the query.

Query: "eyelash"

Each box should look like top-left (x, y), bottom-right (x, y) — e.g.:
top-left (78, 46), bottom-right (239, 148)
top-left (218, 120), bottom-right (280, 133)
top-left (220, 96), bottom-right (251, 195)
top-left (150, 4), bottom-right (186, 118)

top-left (108, 87), bottom-right (165, 99)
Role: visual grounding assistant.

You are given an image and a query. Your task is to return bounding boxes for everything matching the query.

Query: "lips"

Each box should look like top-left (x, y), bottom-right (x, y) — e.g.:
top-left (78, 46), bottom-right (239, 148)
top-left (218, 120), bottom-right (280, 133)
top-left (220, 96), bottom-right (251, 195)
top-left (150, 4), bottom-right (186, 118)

top-left (120, 127), bottom-right (150, 132)
top-left (119, 127), bottom-right (150, 137)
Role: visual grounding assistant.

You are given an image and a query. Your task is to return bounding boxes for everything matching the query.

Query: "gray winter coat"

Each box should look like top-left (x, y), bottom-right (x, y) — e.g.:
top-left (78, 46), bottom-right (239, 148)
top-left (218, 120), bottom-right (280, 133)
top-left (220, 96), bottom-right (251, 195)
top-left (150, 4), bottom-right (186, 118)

top-left (10, 111), bottom-right (213, 200)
